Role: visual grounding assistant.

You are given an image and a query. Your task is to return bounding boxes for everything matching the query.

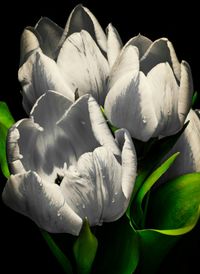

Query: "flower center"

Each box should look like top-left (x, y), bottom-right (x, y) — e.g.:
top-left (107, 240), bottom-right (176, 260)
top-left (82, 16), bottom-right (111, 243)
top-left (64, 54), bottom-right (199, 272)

top-left (55, 174), bottom-right (64, 186)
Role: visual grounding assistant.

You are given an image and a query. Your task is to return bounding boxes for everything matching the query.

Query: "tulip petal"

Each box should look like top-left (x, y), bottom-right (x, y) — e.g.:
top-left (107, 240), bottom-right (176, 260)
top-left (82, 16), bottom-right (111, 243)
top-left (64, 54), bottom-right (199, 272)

top-left (18, 50), bottom-right (74, 113)
top-left (177, 61), bottom-right (193, 125)
top-left (115, 129), bottom-right (137, 199)
top-left (105, 71), bottom-right (158, 141)
top-left (126, 34), bottom-right (152, 59)
top-left (58, 94), bottom-right (120, 157)
top-left (20, 28), bottom-right (40, 66)
top-left (106, 23), bottom-right (123, 68)
top-left (59, 4), bottom-right (107, 53)
top-left (108, 45), bottom-right (139, 89)
top-left (57, 30), bottom-right (109, 105)
top-left (147, 62), bottom-right (180, 136)
top-left (30, 91), bottom-right (72, 128)
top-left (2, 171), bottom-right (82, 234)
top-left (61, 144), bottom-right (135, 225)
top-left (161, 110), bottom-right (200, 182)
top-left (140, 38), bottom-right (181, 80)
top-left (35, 17), bottom-right (63, 59)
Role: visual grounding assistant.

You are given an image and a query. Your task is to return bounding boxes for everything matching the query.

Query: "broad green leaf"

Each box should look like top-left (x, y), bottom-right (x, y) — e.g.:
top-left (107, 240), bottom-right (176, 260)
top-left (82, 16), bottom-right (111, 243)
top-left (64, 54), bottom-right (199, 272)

top-left (0, 102), bottom-right (15, 178)
top-left (146, 172), bottom-right (200, 230)
top-left (93, 217), bottom-right (139, 274)
top-left (131, 152), bottom-right (180, 228)
top-left (41, 230), bottom-right (73, 274)
top-left (135, 172), bottom-right (200, 274)
top-left (73, 219), bottom-right (98, 274)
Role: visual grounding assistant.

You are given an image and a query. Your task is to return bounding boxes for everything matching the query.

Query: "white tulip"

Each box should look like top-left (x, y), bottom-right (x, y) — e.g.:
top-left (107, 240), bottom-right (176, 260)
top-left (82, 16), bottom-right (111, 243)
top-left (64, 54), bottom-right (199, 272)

top-left (3, 91), bottom-right (137, 235)
top-left (104, 34), bottom-right (193, 141)
top-left (18, 5), bottom-right (111, 113)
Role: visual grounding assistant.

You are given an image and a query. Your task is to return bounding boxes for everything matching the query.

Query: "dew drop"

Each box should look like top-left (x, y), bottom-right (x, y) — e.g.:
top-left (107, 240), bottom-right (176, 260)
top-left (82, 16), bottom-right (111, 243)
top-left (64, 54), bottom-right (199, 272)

top-left (82, 204), bottom-right (86, 209)
top-left (81, 120), bottom-right (86, 125)
top-left (112, 198), bottom-right (115, 203)
top-left (114, 192), bottom-right (118, 196)
top-left (57, 212), bottom-right (61, 217)
top-left (142, 116), bottom-right (147, 124)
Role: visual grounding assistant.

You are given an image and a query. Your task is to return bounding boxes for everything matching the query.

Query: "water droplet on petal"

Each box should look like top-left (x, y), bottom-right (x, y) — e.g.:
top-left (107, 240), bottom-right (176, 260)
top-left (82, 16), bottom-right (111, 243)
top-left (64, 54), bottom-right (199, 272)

top-left (142, 116), bottom-right (147, 124)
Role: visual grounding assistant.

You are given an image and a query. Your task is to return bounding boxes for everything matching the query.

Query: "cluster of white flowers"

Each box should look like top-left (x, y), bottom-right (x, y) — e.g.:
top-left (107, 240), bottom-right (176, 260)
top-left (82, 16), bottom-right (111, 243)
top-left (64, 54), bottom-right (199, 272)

top-left (2, 5), bottom-right (200, 235)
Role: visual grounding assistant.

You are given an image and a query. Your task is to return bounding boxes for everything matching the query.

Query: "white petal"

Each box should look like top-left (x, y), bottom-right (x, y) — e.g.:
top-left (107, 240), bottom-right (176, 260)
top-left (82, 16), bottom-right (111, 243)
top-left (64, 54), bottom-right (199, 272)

top-left (105, 71), bottom-right (158, 141)
top-left (177, 61), bottom-right (193, 125)
top-left (125, 34), bottom-right (152, 59)
top-left (30, 90), bottom-right (72, 128)
top-left (59, 4), bottom-right (107, 53)
top-left (160, 110), bottom-right (200, 182)
top-left (147, 62), bottom-right (180, 136)
top-left (7, 93), bottom-right (75, 179)
top-left (18, 50), bottom-right (74, 113)
top-left (2, 171), bottom-right (82, 234)
top-left (57, 30), bottom-right (109, 105)
top-left (115, 129), bottom-right (137, 198)
top-left (20, 28), bottom-right (40, 66)
top-left (140, 38), bottom-right (181, 78)
top-left (58, 95), bottom-right (120, 158)
top-left (106, 23), bottom-right (123, 68)
top-left (35, 17), bottom-right (63, 59)
top-left (7, 125), bottom-right (26, 174)
top-left (61, 145), bottom-right (135, 225)
top-left (108, 45), bottom-right (139, 89)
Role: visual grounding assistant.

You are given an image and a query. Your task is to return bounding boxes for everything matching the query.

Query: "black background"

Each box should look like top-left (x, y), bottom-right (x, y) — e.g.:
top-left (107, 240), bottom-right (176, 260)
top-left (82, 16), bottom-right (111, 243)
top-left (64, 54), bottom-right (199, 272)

top-left (0, 0), bottom-right (199, 273)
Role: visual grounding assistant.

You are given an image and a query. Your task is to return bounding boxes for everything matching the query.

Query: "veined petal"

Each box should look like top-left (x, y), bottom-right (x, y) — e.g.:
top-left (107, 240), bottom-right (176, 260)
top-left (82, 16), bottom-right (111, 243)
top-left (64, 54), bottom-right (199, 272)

top-left (125, 34), bottom-right (152, 59)
top-left (108, 45), bottom-right (139, 89)
top-left (30, 91), bottom-right (72, 128)
top-left (59, 4), bottom-right (107, 53)
top-left (147, 62), bottom-right (180, 136)
top-left (161, 110), bottom-right (200, 182)
top-left (18, 50), bottom-right (74, 113)
top-left (57, 30), bottom-right (109, 105)
top-left (61, 144), bottom-right (135, 225)
top-left (177, 61), bottom-right (193, 125)
top-left (58, 95), bottom-right (120, 157)
top-left (7, 92), bottom-right (75, 178)
top-left (20, 28), bottom-right (40, 66)
top-left (105, 71), bottom-right (158, 141)
top-left (115, 129), bottom-right (137, 199)
top-left (106, 23), bottom-right (123, 68)
top-left (35, 17), bottom-right (63, 59)
top-left (2, 171), bottom-right (82, 234)
top-left (140, 38), bottom-right (181, 78)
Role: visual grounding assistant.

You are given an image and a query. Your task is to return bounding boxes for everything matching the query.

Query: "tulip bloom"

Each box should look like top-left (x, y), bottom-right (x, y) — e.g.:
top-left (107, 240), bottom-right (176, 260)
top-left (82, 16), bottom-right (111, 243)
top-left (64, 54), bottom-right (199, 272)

top-left (2, 91), bottom-right (137, 235)
top-left (19, 5), bottom-right (122, 113)
top-left (160, 109), bottom-right (200, 182)
top-left (105, 34), bottom-right (193, 141)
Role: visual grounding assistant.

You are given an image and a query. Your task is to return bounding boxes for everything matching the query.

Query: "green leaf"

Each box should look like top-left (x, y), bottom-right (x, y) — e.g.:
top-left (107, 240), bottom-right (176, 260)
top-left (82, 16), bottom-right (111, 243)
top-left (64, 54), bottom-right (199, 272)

top-left (73, 218), bottom-right (98, 274)
top-left (41, 230), bottom-right (73, 274)
top-left (136, 172), bottom-right (200, 274)
top-left (147, 172), bottom-right (200, 231)
top-left (0, 102), bottom-right (15, 178)
top-left (93, 217), bottom-right (139, 274)
top-left (132, 152), bottom-right (180, 228)
top-left (192, 91), bottom-right (198, 106)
